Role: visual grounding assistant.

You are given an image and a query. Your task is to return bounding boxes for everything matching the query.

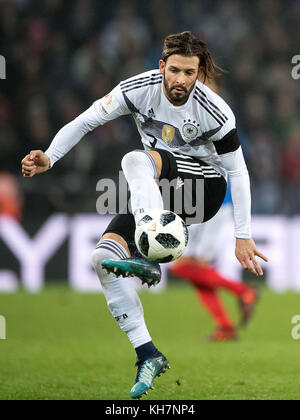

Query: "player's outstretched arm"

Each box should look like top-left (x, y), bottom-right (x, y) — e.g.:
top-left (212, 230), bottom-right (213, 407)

top-left (235, 237), bottom-right (268, 276)
top-left (20, 86), bottom-right (129, 172)
top-left (21, 150), bottom-right (50, 177)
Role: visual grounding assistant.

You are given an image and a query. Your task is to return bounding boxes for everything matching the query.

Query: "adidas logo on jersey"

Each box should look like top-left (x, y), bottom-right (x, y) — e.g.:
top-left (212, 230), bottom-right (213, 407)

top-left (148, 108), bottom-right (156, 119)
top-left (176, 177), bottom-right (184, 190)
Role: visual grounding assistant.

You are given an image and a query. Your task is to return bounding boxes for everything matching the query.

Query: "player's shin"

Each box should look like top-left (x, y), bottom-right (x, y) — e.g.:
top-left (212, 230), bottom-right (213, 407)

top-left (92, 240), bottom-right (152, 348)
top-left (121, 151), bottom-right (163, 225)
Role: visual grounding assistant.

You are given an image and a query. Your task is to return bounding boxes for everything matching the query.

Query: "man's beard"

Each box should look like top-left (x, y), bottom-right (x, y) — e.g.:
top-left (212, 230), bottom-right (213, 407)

top-left (163, 73), bottom-right (195, 104)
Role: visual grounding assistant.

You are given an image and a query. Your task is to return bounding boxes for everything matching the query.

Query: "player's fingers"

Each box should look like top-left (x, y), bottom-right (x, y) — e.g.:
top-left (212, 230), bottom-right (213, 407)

top-left (255, 250), bottom-right (268, 262)
top-left (251, 256), bottom-right (263, 276)
top-left (22, 167), bottom-right (36, 177)
top-left (21, 155), bottom-right (31, 164)
top-left (30, 150), bottom-right (42, 161)
top-left (244, 255), bottom-right (258, 276)
top-left (30, 150), bottom-right (38, 159)
top-left (24, 171), bottom-right (36, 178)
top-left (22, 161), bottom-right (35, 169)
top-left (22, 164), bottom-right (36, 173)
top-left (237, 256), bottom-right (249, 271)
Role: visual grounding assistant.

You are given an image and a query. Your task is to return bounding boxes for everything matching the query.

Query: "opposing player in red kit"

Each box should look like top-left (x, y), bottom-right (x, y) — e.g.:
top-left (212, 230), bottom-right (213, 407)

top-left (171, 187), bottom-right (258, 341)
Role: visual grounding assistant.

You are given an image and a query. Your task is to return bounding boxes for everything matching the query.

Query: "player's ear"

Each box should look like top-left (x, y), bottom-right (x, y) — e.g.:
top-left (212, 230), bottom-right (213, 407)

top-left (159, 59), bottom-right (165, 75)
top-left (197, 66), bottom-right (204, 82)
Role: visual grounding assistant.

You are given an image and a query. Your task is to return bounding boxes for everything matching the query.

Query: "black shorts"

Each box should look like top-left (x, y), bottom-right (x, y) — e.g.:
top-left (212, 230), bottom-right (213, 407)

top-left (102, 148), bottom-right (227, 252)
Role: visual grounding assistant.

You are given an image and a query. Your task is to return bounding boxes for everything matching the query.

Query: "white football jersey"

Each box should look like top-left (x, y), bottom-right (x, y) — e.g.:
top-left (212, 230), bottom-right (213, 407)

top-left (92, 69), bottom-right (236, 177)
top-left (45, 68), bottom-right (251, 238)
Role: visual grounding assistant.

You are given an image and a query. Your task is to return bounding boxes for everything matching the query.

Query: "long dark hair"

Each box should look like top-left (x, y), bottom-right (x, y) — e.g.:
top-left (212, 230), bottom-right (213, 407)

top-left (162, 31), bottom-right (224, 83)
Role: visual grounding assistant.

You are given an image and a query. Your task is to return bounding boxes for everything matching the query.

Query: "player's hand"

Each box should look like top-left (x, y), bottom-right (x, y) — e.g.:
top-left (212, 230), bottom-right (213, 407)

top-left (21, 150), bottom-right (50, 177)
top-left (235, 238), bottom-right (268, 276)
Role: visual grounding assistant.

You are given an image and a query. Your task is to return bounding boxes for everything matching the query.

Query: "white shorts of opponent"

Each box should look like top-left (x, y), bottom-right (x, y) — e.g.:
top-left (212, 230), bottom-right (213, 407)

top-left (185, 204), bottom-right (233, 262)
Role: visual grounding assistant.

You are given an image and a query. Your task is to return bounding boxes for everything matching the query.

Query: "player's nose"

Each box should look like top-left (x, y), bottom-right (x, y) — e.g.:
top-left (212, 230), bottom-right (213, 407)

top-left (175, 72), bottom-right (186, 85)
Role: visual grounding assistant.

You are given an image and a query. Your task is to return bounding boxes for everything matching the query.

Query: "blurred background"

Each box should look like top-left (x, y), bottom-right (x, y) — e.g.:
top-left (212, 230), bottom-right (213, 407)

top-left (0, 0), bottom-right (299, 291)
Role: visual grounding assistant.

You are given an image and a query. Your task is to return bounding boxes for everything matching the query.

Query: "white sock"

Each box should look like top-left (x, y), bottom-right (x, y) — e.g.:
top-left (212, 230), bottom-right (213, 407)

top-left (92, 239), bottom-right (152, 348)
top-left (121, 150), bottom-right (163, 224)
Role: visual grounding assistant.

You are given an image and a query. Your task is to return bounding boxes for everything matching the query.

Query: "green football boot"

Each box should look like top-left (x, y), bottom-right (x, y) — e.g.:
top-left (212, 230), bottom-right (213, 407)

top-left (130, 355), bottom-right (170, 399)
top-left (101, 257), bottom-right (161, 287)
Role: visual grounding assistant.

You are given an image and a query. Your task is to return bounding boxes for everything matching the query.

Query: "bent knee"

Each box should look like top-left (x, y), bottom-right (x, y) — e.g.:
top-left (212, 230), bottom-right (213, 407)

top-left (121, 151), bottom-right (142, 171)
top-left (121, 150), bottom-right (159, 178)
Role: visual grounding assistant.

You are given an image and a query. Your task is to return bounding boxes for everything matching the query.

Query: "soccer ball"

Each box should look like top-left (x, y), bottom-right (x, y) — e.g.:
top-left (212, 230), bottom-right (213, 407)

top-left (135, 210), bottom-right (189, 263)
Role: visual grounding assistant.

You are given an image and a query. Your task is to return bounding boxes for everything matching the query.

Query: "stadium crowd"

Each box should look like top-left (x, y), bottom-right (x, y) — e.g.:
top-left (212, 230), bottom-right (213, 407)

top-left (0, 0), bottom-right (299, 221)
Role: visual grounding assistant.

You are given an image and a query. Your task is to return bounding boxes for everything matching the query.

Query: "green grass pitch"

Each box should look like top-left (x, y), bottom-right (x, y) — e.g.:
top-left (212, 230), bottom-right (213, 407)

top-left (0, 283), bottom-right (299, 400)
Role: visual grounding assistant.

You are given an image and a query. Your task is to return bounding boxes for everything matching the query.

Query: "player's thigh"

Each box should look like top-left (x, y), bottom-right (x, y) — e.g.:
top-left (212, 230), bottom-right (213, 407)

top-left (100, 214), bottom-right (137, 256)
top-left (147, 150), bottom-right (162, 178)
top-left (149, 149), bottom-right (227, 224)
top-left (180, 169), bottom-right (227, 224)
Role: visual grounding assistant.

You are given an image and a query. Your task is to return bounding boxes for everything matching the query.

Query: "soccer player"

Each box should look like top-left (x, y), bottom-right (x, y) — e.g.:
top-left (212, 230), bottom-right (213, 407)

top-left (21, 31), bottom-right (268, 399)
top-left (171, 186), bottom-right (258, 341)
